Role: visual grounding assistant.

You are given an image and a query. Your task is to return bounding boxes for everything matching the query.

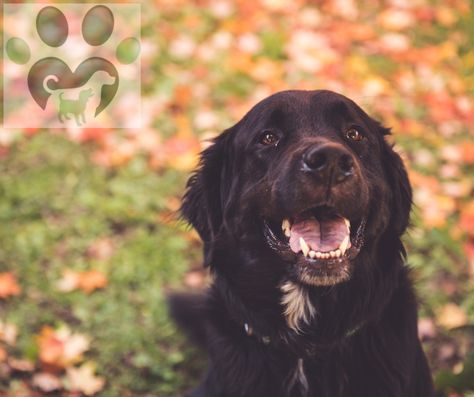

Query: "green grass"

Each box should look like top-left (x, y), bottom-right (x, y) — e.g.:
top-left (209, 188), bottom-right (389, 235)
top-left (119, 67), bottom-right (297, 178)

top-left (0, 133), bottom-right (203, 396)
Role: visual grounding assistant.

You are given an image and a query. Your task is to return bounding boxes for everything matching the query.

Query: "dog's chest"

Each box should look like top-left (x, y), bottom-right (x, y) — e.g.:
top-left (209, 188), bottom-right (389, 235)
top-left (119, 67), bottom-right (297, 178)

top-left (286, 358), bottom-right (310, 397)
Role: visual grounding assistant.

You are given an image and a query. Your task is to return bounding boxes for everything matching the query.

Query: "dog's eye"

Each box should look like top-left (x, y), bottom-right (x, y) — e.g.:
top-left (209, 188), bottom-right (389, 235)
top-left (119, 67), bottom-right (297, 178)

top-left (259, 131), bottom-right (280, 146)
top-left (345, 128), bottom-right (364, 142)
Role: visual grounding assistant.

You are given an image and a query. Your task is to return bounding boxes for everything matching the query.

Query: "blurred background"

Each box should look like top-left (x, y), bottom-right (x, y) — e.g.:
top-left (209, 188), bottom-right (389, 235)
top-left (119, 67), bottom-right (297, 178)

top-left (1, 0), bottom-right (473, 396)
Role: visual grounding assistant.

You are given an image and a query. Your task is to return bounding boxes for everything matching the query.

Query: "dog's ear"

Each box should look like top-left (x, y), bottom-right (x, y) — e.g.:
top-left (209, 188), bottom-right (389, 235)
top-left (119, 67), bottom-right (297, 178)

top-left (181, 127), bottom-right (235, 266)
top-left (380, 127), bottom-right (413, 236)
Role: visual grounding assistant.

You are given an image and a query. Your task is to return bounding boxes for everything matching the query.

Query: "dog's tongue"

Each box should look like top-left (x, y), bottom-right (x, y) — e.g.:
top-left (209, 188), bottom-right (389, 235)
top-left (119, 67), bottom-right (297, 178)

top-left (289, 216), bottom-right (348, 253)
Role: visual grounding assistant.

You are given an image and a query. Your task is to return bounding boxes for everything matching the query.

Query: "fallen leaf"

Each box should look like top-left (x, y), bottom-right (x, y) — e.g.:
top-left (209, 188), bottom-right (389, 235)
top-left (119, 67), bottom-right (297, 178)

top-left (436, 303), bottom-right (468, 330)
top-left (32, 372), bottom-right (62, 393)
top-left (378, 9), bottom-right (415, 31)
top-left (0, 321), bottom-right (18, 345)
top-left (57, 270), bottom-right (108, 294)
top-left (56, 270), bottom-right (79, 293)
top-left (57, 327), bottom-right (90, 364)
top-left (77, 270), bottom-right (108, 294)
top-left (8, 357), bottom-right (35, 372)
top-left (37, 326), bottom-right (90, 368)
top-left (460, 201), bottom-right (474, 237)
top-left (37, 327), bottom-right (65, 368)
top-left (65, 362), bottom-right (105, 396)
top-left (184, 270), bottom-right (206, 288)
top-left (162, 136), bottom-right (201, 171)
top-left (87, 238), bottom-right (115, 261)
top-left (418, 317), bottom-right (436, 341)
top-left (0, 347), bottom-right (7, 362)
top-left (0, 272), bottom-right (21, 299)
top-left (460, 141), bottom-right (474, 165)
top-left (435, 6), bottom-right (458, 26)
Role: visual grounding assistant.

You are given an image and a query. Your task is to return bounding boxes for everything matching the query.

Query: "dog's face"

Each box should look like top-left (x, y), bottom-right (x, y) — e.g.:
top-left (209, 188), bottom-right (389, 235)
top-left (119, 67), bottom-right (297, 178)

top-left (182, 90), bottom-right (411, 287)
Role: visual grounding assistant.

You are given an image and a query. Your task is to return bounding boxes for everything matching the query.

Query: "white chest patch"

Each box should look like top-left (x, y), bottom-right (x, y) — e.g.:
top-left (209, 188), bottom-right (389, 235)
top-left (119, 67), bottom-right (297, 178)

top-left (286, 358), bottom-right (309, 397)
top-left (280, 281), bottom-right (316, 333)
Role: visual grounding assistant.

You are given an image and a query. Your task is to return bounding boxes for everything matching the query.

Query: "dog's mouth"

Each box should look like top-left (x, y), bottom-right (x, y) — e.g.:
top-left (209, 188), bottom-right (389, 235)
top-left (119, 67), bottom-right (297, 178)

top-left (263, 206), bottom-right (366, 286)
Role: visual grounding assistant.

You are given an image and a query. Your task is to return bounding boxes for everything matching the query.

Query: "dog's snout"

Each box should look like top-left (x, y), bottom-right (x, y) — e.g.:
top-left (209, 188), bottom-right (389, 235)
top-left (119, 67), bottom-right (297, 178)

top-left (302, 144), bottom-right (355, 184)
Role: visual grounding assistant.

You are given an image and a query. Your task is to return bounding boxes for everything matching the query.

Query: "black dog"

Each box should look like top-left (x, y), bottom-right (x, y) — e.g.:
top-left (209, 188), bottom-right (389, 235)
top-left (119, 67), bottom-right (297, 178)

top-left (171, 90), bottom-right (435, 397)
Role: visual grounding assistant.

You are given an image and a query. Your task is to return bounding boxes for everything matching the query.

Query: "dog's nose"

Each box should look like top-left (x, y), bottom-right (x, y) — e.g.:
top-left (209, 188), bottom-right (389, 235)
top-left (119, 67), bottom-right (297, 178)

top-left (302, 144), bottom-right (354, 184)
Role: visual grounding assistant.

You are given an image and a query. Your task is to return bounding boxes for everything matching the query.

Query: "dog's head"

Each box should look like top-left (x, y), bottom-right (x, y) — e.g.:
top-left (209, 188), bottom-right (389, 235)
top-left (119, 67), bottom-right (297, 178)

top-left (182, 90), bottom-right (411, 287)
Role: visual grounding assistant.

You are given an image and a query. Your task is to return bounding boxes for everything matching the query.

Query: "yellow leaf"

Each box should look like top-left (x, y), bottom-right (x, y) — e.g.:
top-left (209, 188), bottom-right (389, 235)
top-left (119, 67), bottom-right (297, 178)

top-left (65, 362), bottom-right (105, 396)
top-left (436, 303), bottom-right (468, 329)
top-left (378, 9), bottom-right (415, 31)
top-left (435, 6), bottom-right (458, 26)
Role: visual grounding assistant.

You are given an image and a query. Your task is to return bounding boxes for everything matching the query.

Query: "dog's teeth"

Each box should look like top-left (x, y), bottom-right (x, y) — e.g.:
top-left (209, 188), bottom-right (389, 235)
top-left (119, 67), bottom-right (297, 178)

top-left (299, 237), bottom-right (310, 257)
top-left (309, 250), bottom-right (316, 259)
top-left (282, 219), bottom-right (291, 237)
top-left (324, 253), bottom-right (330, 259)
top-left (315, 252), bottom-right (322, 258)
top-left (330, 251), bottom-right (336, 258)
top-left (339, 235), bottom-right (350, 255)
top-left (344, 218), bottom-right (350, 231)
top-left (335, 249), bottom-right (341, 258)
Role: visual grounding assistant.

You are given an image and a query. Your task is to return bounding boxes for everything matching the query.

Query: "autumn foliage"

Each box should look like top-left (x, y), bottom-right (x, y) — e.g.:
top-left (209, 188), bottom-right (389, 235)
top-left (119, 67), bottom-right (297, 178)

top-left (0, 0), bottom-right (473, 396)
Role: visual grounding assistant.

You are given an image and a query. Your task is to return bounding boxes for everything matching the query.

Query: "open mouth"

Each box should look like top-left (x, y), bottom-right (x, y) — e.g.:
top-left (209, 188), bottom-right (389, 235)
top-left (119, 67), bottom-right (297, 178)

top-left (263, 206), bottom-right (366, 285)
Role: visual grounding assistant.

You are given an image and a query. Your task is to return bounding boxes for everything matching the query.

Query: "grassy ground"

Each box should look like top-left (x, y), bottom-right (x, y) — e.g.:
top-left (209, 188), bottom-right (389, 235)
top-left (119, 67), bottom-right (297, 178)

top-left (0, 134), bottom-right (204, 396)
top-left (1, 0), bottom-right (474, 396)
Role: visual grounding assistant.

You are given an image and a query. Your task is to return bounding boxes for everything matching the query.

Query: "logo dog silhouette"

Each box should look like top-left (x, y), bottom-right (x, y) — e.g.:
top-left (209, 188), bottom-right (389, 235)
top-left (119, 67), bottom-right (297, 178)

top-left (42, 70), bottom-right (116, 125)
top-left (58, 88), bottom-right (94, 125)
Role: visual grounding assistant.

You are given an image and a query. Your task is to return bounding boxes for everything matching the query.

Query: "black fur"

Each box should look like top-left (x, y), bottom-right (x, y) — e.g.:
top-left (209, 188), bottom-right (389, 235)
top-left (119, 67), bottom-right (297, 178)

top-left (174, 90), bottom-right (434, 397)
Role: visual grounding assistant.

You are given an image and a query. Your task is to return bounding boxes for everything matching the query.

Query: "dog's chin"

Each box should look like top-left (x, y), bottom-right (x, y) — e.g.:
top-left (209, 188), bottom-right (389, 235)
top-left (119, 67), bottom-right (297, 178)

top-left (263, 205), bottom-right (366, 287)
top-left (292, 255), bottom-right (352, 286)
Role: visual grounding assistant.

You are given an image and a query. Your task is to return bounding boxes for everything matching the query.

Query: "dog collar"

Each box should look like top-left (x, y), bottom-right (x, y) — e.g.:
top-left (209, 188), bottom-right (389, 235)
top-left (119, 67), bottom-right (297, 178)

top-left (244, 323), bottom-right (271, 345)
top-left (243, 321), bottom-right (365, 346)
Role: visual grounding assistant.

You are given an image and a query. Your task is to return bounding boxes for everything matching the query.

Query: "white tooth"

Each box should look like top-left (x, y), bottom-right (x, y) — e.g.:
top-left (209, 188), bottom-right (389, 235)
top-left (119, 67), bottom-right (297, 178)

top-left (309, 250), bottom-right (316, 259)
top-left (299, 237), bottom-right (310, 257)
top-left (330, 251), bottom-right (336, 258)
top-left (315, 252), bottom-right (322, 258)
top-left (335, 249), bottom-right (341, 257)
top-left (323, 253), bottom-right (329, 259)
top-left (344, 218), bottom-right (350, 232)
top-left (282, 219), bottom-right (291, 237)
top-left (339, 235), bottom-right (350, 255)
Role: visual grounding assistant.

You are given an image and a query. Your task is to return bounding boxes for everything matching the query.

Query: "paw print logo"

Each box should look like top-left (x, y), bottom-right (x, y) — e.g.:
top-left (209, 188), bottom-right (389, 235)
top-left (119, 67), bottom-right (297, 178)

top-left (3, 4), bottom-right (141, 128)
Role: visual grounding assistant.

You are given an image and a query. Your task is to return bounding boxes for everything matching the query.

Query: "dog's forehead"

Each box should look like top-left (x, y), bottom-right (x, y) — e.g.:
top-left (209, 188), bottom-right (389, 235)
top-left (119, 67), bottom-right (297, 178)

top-left (239, 90), bottom-right (362, 132)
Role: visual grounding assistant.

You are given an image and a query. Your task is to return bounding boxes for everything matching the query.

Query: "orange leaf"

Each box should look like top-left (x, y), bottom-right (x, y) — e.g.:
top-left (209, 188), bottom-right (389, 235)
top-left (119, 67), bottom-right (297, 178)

top-left (460, 141), bottom-right (474, 165)
top-left (460, 201), bottom-right (474, 237)
top-left (77, 270), bottom-right (108, 294)
top-left (162, 136), bottom-right (201, 171)
top-left (37, 327), bottom-right (64, 368)
top-left (37, 326), bottom-right (90, 369)
top-left (57, 270), bottom-right (108, 294)
top-left (0, 346), bottom-right (7, 362)
top-left (0, 272), bottom-right (21, 299)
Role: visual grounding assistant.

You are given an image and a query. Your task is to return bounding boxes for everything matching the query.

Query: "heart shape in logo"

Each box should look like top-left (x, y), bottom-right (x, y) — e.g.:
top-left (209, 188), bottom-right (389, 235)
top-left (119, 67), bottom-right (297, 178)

top-left (27, 57), bottom-right (119, 116)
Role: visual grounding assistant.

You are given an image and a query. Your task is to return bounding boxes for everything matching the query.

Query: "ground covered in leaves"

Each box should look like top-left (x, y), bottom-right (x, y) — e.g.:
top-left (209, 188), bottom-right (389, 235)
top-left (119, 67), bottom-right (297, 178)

top-left (1, 0), bottom-right (474, 396)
